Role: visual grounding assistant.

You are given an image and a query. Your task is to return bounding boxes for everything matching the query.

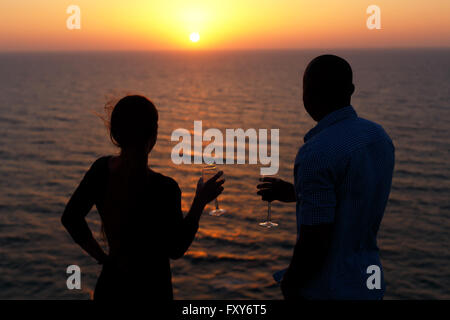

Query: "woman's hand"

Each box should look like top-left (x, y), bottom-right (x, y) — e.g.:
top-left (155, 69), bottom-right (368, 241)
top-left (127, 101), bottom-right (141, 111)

top-left (194, 171), bottom-right (225, 207)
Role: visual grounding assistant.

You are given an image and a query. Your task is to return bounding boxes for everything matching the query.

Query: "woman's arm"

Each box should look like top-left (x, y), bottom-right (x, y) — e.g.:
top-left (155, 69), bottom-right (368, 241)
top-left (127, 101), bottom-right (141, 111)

top-left (61, 160), bottom-right (108, 264)
top-left (168, 171), bottom-right (225, 259)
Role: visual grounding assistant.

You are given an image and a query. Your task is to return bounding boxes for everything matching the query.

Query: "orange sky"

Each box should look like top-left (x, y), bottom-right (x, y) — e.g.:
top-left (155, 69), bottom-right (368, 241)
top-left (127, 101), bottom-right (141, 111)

top-left (1, 0), bottom-right (449, 51)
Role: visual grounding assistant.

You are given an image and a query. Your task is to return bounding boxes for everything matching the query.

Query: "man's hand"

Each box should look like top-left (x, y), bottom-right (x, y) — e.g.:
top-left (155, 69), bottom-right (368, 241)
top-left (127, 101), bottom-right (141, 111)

top-left (256, 177), bottom-right (296, 203)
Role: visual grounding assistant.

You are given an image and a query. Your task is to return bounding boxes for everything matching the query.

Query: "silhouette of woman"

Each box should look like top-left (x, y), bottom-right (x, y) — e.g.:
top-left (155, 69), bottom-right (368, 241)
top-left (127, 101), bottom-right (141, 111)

top-left (61, 95), bottom-right (225, 300)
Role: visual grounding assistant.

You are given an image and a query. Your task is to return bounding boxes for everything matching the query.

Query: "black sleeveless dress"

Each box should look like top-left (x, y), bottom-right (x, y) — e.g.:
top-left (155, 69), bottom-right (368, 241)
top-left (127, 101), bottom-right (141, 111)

top-left (63, 156), bottom-right (199, 300)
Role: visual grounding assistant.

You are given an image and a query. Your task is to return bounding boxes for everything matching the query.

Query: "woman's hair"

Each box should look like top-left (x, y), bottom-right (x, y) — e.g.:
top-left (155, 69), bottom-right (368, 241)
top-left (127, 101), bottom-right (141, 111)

top-left (108, 95), bottom-right (158, 151)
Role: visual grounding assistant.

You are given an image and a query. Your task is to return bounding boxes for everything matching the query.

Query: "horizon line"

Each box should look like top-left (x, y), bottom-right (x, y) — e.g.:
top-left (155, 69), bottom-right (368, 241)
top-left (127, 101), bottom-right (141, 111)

top-left (1, 46), bottom-right (449, 54)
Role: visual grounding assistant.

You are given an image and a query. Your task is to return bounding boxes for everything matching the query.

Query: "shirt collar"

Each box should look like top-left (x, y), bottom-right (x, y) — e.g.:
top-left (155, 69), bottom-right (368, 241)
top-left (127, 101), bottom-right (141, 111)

top-left (304, 105), bottom-right (358, 142)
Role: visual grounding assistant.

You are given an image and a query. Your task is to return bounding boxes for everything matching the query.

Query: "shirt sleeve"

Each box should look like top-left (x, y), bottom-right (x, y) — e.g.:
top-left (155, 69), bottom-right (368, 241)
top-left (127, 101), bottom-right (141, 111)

top-left (295, 152), bottom-right (337, 225)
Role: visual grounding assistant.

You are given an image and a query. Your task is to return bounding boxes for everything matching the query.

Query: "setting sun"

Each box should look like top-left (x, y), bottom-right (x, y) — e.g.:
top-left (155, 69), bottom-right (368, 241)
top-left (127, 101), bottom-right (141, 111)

top-left (189, 32), bottom-right (200, 43)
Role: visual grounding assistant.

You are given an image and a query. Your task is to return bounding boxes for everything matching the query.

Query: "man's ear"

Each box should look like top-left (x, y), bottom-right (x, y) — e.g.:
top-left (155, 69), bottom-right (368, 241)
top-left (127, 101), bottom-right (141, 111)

top-left (349, 83), bottom-right (355, 96)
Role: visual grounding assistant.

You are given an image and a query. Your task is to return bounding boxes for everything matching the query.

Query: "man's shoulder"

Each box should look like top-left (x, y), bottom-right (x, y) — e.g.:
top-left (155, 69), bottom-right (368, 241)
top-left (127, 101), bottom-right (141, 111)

top-left (320, 115), bottom-right (386, 140)
top-left (350, 117), bottom-right (394, 150)
top-left (297, 117), bottom-right (393, 166)
top-left (309, 117), bottom-right (390, 150)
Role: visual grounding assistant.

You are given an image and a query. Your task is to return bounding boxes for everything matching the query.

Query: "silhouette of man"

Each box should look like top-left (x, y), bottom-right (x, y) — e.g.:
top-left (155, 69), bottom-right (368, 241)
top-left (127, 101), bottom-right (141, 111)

top-left (257, 55), bottom-right (395, 299)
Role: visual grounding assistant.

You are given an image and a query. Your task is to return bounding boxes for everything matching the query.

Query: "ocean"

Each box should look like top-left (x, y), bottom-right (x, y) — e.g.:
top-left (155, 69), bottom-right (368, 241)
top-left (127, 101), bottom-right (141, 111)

top-left (0, 49), bottom-right (448, 299)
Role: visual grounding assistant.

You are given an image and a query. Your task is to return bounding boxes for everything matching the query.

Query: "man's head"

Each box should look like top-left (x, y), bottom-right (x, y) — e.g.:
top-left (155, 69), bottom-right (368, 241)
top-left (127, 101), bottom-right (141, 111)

top-left (303, 55), bottom-right (355, 122)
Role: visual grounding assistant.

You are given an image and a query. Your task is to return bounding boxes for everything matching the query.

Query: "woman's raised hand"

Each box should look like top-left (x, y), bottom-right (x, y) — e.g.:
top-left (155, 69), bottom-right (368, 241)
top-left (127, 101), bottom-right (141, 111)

top-left (195, 171), bottom-right (225, 206)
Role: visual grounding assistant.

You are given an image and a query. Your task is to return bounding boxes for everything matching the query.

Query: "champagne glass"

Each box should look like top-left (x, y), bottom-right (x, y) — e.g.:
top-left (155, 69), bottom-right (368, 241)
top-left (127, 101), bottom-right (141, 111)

top-left (202, 164), bottom-right (226, 216)
top-left (259, 175), bottom-right (278, 228)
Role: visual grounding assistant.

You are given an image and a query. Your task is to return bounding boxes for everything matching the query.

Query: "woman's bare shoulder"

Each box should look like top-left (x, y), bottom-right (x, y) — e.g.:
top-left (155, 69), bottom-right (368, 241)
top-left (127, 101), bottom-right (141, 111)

top-left (147, 169), bottom-right (180, 191)
top-left (106, 155), bottom-right (120, 172)
top-left (85, 155), bottom-right (113, 176)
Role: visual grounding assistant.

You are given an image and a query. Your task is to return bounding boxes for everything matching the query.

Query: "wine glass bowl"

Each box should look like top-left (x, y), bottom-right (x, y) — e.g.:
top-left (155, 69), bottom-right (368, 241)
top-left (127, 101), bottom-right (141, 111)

top-left (259, 175), bottom-right (278, 229)
top-left (202, 164), bottom-right (226, 216)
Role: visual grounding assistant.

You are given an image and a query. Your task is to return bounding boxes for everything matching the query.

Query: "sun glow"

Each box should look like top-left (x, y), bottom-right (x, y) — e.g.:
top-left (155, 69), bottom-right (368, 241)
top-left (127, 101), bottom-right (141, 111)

top-left (0, 0), bottom-right (448, 51)
top-left (189, 32), bottom-right (200, 43)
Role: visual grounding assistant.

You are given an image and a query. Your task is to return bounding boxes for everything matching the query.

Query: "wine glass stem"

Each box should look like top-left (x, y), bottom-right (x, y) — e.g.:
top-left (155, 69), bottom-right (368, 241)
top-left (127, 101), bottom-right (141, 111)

top-left (215, 198), bottom-right (219, 210)
top-left (267, 201), bottom-right (272, 221)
